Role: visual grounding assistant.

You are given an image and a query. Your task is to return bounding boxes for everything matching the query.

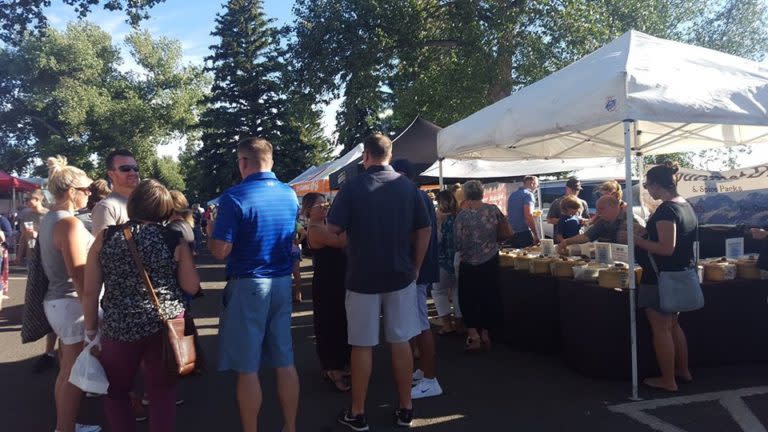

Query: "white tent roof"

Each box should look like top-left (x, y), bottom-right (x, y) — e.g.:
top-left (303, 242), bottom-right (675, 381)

top-left (420, 157), bottom-right (622, 178)
top-left (438, 30), bottom-right (768, 160)
top-left (289, 144), bottom-right (364, 186)
top-left (288, 163), bottom-right (329, 185)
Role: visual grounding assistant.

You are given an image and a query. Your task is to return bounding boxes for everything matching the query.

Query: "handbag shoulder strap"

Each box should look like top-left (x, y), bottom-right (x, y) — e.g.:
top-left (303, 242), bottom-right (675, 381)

top-left (122, 225), bottom-right (162, 314)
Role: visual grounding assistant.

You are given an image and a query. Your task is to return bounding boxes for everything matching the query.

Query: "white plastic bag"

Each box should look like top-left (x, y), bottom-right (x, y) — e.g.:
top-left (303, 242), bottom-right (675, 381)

top-left (69, 333), bottom-right (109, 395)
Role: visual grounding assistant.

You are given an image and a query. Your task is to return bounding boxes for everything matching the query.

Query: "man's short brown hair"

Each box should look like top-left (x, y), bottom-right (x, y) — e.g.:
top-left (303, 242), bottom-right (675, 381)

top-left (127, 179), bottom-right (174, 223)
top-left (363, 133), bottom-right (392, 159)
top-left (523, 175), bottom-right (538, 184)
top-left (237, 137), bottom-right (273, 160)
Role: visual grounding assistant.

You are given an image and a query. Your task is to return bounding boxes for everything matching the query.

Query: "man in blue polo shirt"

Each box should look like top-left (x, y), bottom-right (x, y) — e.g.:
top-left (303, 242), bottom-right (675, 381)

top-left (207, 137), bottom-right (300, 432)
top-left (507, 175), bottom-right (540, 247)
top-left (328, 134), bottom-right (431, 431)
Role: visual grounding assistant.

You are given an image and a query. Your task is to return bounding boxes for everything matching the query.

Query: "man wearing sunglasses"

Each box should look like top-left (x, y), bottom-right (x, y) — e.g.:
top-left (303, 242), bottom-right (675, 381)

top-left (91, 149), bottom-right (140, 235)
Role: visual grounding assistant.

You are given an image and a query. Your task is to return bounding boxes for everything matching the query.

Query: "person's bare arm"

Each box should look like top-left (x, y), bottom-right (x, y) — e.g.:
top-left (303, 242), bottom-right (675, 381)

top-left (206, 219), bottom-right (233, 260)
top-left (635, 220), bottom-right (676, 256)
top-left (175, 242), bottom-right (201, 295)
top-left (83, 230), bottom-right (104, 335)
top-left (308, 225), bottom-right (346, 249)
top-left (523, 203), bottom-right (539, 242)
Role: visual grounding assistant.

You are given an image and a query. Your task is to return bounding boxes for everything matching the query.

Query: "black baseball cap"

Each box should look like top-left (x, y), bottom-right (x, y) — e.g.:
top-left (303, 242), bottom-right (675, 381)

top-left (566, 177), bottom-right (582, 190)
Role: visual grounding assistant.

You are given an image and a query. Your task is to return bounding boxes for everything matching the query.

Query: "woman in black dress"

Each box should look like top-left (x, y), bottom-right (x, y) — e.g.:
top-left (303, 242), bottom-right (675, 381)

top-left (301, 193), bottom-right (350, 392)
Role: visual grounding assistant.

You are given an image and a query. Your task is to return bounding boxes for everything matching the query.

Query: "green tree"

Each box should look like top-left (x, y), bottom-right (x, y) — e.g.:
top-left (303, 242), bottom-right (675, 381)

top-left (1, 0), bottom-right (167, 45)
top-left (0, 22), bottom-right (208, 177)
top-left (195, 0), bottom-right (329, 200)
top-left (292, 0), bottom-right (768, 154)
top-left (150, 155), bottom-right (186, 191)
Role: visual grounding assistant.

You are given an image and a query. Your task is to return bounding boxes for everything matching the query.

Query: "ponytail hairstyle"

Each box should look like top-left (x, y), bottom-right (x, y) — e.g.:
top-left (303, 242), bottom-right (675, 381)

top-left (46, 156), bottom-right (88, 200)
top-left (645, 161), bottom-right (680, 194)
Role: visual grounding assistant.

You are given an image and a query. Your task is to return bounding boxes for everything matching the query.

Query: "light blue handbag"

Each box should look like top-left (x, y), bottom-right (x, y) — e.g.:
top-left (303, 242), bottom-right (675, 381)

top-left (648, 253), bottom-right (704, 313)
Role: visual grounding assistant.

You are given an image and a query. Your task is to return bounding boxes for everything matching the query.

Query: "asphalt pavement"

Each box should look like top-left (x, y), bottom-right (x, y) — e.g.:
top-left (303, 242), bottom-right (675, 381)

top-left (2, 254), bottom-right (768, 432)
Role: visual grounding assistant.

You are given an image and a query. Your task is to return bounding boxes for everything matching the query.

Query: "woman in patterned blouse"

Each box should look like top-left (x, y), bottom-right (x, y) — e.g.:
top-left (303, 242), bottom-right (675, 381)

top-left (83, 179), bottom-right (200, 432)
top-left (453, 180), bottom-right (506, 352)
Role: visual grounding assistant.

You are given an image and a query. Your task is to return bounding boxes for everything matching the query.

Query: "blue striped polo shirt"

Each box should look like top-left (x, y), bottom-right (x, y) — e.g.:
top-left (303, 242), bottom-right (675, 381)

top-left (212, 172), bottom-right (299, 279)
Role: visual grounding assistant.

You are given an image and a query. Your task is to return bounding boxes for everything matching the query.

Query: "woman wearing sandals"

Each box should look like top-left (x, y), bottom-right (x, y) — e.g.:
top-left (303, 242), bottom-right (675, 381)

top-left (635, 162), bottom-right (697, 392)
top-left (453, 180), bottom-right (505, 352)
top-left (432, 190), bottom-right (463, 335)
top-left (301, 193), bottom-right (351, 392)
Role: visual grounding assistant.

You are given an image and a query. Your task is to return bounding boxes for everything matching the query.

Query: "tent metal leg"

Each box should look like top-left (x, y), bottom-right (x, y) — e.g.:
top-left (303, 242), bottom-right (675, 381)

top-left (623, 120), bottom-right (641, 401)
top-left (438, 158), bottom-right (444, 190)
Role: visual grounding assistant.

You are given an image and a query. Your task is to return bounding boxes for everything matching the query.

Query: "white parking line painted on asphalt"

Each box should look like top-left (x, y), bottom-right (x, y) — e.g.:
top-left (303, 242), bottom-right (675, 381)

top-left (609, 386), bottom-right (768, 432)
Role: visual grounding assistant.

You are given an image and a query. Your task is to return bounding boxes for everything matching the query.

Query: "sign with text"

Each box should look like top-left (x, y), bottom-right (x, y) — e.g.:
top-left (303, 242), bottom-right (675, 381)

top-left (482, 182), bottom-right (521, 216)
top-left (642, 164), bottom-right (768, 226)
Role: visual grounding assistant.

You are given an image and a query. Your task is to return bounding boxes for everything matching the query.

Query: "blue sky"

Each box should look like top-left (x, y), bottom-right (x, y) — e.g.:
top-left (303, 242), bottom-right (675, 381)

top-left (45, 0), bottom-right (296, 67)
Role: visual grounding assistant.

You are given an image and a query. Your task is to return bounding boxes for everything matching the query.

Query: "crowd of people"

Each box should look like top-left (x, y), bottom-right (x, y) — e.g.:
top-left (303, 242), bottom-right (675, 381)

top-left (6, 130), bottom-right (756, 431)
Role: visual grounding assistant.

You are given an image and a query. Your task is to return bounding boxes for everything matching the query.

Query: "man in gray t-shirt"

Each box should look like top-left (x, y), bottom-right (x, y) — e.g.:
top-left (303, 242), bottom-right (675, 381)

top-left (91, 149), bottom-right (139, 235)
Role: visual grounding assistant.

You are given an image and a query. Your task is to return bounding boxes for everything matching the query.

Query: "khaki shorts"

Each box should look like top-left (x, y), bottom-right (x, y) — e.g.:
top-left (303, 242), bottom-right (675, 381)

top-left (345, 281), bottom-right (422, 347)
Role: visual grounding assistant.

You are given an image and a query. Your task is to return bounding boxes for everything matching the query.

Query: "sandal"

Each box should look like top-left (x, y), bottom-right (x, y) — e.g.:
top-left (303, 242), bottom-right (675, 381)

top-left (464, 337), bottom-right (483, 353)
top-left (322, 371), bottom-right (351, 393)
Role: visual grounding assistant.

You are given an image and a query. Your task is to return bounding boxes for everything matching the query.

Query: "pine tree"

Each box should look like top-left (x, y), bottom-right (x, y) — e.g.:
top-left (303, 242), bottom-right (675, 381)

top-left (196, 0), bottom-right (324, 198)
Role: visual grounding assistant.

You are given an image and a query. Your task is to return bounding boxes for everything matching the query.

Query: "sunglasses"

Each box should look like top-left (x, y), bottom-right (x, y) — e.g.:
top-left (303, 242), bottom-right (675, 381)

top-left (73, 186), bottom-right (92, 194)
top-left (117, 165), bottom-right (140, 173)
top-left (312, 202), bottom-right (330, 208)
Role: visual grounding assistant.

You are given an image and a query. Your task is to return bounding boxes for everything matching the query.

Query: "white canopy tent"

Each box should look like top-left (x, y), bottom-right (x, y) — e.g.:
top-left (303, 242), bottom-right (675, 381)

top-left (420, 157), bottom-right (621, 179)
top-left (287, 144), bottom-right (364, 195)
top-left (437, 30), bottom-right (768, 399)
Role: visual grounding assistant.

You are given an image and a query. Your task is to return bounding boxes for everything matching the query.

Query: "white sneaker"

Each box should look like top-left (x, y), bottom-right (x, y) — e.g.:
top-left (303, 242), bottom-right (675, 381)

top-left (412, 369), bottom-right (424, 385)
top-left (411, 377), bottom-right (443, 399)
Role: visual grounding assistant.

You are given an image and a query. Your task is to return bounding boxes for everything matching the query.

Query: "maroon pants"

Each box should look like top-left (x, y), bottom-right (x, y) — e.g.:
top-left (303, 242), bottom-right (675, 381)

top-left (100, 331), bottom-right (177, 432)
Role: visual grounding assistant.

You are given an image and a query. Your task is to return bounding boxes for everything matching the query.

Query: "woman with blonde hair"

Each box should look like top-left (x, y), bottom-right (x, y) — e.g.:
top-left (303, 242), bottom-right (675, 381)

top-left (39, 156), bottom-right (94, 432)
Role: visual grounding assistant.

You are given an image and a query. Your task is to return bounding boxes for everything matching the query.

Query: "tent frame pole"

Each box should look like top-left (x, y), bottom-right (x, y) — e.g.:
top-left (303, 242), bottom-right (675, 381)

top-left (438, 158), bottom-right (445, 190)
top-left (624, 120), bottom-right (640, 401)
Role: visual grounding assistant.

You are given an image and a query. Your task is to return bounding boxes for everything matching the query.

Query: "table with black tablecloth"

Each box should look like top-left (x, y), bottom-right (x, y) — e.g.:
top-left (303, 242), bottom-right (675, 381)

top-left (498, 268), bottom-right (561, 354)
top-left (498, 266), bottom-right (768, 380)
top-left (559, 278), bottom-right (768, 379)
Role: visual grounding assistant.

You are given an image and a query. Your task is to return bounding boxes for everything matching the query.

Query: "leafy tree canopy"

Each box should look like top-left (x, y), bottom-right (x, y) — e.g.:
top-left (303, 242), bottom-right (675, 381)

top-left (0, 21), bottom-right (209, 177)
top-left (1, 0), bottom-right (167, 45)
top-left (292, 0), bottom-right (768, 155)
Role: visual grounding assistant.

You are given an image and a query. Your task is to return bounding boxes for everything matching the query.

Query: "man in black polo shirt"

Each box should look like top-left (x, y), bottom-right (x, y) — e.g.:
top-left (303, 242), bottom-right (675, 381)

top-left (328, 133), bottom-right (432, 431)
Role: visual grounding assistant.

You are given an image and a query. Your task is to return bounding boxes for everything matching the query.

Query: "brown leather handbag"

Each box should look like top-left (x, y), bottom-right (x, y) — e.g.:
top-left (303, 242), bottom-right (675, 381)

top-left (123, 226), bottom-right (197, 377)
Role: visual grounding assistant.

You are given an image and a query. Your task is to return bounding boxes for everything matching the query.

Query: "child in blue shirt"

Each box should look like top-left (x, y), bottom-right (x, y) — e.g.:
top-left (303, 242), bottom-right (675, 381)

top-left (555, 196), bottom-right (583, 243)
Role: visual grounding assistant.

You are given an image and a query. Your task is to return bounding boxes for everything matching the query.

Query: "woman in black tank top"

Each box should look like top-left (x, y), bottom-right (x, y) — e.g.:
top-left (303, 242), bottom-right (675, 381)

top-left (635, 162), bottom-right (698, 392)
top-left (301, 193), bottom-right (350, 392)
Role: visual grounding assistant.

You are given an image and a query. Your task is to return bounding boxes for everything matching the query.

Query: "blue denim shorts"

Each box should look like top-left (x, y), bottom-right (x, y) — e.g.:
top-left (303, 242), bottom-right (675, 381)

top-left (218, 276), bottom-right (294, 372)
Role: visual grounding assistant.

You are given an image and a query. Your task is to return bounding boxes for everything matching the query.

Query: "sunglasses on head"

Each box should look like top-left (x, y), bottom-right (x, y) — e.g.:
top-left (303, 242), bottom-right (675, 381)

top-left (117, 165), bottom-right (139, 173)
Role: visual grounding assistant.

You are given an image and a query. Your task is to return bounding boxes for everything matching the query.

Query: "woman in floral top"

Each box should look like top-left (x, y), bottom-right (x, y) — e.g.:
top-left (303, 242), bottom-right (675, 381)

top-left (454, 180), bottom-right (506, 352)
top-left (432, 190), bottom-right (463, 335)
top-left (83, 180), bottom-right (200, 432)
